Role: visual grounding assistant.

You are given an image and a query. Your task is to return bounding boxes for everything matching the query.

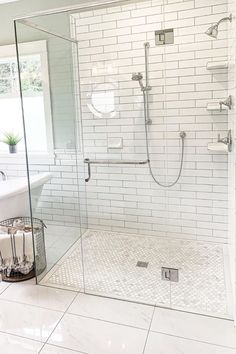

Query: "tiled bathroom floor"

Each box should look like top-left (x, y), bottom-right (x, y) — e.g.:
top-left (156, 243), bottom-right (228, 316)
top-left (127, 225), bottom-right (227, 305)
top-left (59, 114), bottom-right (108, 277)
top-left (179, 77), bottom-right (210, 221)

top-left (40, 229), bottom-right (233, 319)
top-left (0, 279), bottom-right (235, 354)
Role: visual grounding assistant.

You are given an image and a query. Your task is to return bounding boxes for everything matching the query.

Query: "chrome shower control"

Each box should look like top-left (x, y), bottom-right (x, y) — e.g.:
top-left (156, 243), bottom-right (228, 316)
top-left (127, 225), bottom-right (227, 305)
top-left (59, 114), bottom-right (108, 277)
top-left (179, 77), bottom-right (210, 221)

top-left (217, 129), bottom-right (232, 152)
top-left (219, 95), bottom-right (233, 111)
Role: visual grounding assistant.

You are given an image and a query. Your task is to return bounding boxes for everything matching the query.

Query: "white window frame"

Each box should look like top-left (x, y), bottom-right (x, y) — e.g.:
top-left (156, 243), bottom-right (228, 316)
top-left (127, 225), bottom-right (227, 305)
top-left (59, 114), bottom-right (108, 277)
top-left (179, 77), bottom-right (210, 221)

top-left (0, 40), bottom-right (54, 163)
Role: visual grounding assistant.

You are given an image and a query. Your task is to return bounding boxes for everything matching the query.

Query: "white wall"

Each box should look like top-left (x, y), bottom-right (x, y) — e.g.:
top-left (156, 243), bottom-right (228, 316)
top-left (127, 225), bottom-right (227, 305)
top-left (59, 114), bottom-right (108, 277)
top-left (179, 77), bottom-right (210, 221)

top-left (72, 0), bottom-right (230, 243)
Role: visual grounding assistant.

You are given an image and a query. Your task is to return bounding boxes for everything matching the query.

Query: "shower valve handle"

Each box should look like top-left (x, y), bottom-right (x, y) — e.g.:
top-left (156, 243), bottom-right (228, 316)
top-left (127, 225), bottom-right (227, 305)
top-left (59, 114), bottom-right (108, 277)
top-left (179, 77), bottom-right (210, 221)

top-left (219, 95), bottom-right (233, 112)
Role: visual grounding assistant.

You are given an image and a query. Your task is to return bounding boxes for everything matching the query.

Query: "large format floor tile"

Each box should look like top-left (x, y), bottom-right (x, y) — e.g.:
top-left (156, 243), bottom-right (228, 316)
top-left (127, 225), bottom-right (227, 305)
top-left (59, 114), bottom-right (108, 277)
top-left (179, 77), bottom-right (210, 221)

top-left (0, 332), bottom-right (42, 354)
top-left (40, 344), bottom-right (83, 354)
top-left (0, 300), bottom-right (62, 342)
top-left (68, 293), bottom-right (154, 329)
top-left (151, 308), bottom-right (236, 348)
top-left (144, 332), bottom-right (236, 354)
top-left (48, 313), bottom-right (147, 354)
top-left (0, 283), bottom-right (76, 311)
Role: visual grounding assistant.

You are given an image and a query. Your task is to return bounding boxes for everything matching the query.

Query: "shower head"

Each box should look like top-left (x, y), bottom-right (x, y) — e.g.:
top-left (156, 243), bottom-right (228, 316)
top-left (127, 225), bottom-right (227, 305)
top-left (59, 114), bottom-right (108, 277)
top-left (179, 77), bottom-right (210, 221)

top-left (131, 72), bottom-right (145, 91)
top-left (205, 24), bottom-right (218, 39)
top-left (205, 13), bottom-right (232, 39)
top-left (131, 72), bottom-right (143, 81)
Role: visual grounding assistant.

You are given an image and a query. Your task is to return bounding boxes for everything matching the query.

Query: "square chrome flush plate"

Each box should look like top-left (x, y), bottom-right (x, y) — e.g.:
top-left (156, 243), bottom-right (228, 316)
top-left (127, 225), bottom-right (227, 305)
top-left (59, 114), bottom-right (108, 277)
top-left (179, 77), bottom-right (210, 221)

top-left (155, 28), bottom-right (174, 45)
top-left (161, 267), bottom-right (179, 282)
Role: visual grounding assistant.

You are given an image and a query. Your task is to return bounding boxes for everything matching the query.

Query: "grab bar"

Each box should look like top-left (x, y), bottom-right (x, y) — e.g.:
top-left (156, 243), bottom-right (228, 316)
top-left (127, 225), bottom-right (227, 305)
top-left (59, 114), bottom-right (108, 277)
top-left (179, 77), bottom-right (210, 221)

top-left (84, 158), bottom-right (149, 182)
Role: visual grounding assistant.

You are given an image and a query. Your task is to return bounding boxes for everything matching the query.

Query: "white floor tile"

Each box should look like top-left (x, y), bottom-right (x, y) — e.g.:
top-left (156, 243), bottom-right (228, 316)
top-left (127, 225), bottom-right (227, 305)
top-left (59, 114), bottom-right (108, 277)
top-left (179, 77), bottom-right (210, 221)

top-left (151, 308), bottom-right (236, 348)
top-left (0, 300), bottom-right (62, 342)
top-left (41, 344), bottom-right (83, 353)
top-left (68, 293), bottom-right (154, 329)
top-left (48, 313), bottom-right (147, 354)
top-left (0, 281), bottom-right (10, 294)
top-left (0, 283), bottom-right (76, 311)
top-left (0, 332), bottom-right (42, 354)
top-left (144, 332), bottom-right (236, 354)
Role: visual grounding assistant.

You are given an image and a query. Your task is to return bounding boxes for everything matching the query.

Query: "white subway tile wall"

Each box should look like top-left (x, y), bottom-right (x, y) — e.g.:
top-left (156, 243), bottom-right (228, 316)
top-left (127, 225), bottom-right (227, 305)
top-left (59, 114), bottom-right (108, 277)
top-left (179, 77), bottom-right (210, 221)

top-left (72, 0), bottom-right (229, 243)
top-left (0, 0), bottom-right (230, 246)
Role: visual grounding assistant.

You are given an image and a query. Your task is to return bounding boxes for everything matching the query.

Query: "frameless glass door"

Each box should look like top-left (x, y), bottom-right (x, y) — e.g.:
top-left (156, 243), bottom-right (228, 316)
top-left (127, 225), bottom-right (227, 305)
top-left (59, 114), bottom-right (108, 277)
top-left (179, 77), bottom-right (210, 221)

top-left (15, 18), bottom-right (87, 286)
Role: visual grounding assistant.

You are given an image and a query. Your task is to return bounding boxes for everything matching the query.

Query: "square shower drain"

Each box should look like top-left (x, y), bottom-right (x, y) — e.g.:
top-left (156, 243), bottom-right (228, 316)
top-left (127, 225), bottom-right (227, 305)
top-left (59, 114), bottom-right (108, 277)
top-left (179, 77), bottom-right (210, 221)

top-left (136, 261), bottom-right (149, 268)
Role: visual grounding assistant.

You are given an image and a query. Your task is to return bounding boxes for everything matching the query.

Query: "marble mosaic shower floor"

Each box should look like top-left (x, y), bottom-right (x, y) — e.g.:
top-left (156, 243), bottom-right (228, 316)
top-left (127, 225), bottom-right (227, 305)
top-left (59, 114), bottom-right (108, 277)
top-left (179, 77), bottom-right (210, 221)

top-left (40, 229), bottom-right (232, 318)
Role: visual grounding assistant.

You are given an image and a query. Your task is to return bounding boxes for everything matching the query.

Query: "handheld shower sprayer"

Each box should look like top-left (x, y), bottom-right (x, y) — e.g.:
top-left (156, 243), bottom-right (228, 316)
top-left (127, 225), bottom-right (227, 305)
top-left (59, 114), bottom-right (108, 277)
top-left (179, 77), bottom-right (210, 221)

top-left (131, 72), bottom-right (145, 91)
top-left (131, 42), bottom-right (186, 188)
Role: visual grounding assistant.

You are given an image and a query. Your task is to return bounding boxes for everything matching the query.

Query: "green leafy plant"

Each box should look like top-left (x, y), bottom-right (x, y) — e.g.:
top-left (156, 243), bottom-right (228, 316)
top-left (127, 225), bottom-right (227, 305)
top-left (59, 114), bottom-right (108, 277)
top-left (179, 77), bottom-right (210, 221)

top-left (2, 132), bottom-right (22, 146)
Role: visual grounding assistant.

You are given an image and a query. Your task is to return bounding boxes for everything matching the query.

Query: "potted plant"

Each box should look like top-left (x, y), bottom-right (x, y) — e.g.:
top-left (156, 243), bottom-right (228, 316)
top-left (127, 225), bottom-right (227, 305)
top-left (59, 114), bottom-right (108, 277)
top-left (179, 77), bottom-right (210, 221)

top-left (2, 132), bottom-right (22, 154)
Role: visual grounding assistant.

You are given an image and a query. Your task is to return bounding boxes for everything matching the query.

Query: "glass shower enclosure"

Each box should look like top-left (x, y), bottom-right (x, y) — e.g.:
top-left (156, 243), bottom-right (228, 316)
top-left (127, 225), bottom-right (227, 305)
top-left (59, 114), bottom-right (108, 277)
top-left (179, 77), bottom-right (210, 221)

top-left (14, 0), bottom-right (234, 320)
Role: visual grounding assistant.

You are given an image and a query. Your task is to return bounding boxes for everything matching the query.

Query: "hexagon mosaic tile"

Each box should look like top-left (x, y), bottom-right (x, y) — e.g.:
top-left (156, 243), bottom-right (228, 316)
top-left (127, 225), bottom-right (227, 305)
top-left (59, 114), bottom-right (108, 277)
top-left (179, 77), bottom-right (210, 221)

top-left (40, 230), bottom-right (232, 318)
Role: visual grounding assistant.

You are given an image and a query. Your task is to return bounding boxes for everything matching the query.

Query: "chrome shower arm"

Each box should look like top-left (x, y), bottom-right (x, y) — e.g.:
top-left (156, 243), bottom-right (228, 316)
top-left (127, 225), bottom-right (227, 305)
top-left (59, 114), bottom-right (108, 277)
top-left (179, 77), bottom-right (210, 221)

top-left (217, 13), bottom-right (232, 26)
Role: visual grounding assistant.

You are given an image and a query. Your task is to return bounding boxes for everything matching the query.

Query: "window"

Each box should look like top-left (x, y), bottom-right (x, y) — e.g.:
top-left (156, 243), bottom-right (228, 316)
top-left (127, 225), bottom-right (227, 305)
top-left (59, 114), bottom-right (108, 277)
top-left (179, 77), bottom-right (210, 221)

top-left (0, 41), bottom-right (53, 155)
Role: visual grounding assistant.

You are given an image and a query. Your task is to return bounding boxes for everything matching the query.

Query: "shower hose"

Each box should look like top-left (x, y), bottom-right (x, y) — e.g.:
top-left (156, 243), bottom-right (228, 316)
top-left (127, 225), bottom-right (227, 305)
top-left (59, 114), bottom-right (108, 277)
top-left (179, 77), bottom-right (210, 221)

top-left (142, 90), bottom-right (186, 188)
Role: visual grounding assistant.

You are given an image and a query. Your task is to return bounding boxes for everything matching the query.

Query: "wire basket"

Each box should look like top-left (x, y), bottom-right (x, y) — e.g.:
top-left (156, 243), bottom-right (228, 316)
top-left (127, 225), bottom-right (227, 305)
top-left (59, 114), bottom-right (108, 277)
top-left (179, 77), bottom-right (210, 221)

top-left (0, 217), bottom-right (47, 282)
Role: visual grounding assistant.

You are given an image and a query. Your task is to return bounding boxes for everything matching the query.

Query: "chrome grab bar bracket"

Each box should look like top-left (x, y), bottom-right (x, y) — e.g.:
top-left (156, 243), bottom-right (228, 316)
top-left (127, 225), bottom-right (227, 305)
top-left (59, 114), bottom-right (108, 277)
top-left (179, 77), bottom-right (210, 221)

top-left (84, 158), bottom-right (91, 183)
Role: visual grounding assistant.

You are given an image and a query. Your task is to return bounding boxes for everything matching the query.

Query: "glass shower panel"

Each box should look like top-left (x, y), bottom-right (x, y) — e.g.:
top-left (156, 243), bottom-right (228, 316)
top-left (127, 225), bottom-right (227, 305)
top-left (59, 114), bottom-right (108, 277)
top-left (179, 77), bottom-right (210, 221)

top-left (15, 19), bottom-right (87, 285)
top-left (72, 1), bottom-right (171, 307)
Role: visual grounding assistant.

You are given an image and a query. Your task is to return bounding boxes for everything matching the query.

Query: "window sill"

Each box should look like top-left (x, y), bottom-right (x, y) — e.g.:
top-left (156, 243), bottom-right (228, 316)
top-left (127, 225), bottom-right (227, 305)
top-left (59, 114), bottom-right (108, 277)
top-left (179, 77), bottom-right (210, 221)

top-left (0, 152), bottom-right (55, 165)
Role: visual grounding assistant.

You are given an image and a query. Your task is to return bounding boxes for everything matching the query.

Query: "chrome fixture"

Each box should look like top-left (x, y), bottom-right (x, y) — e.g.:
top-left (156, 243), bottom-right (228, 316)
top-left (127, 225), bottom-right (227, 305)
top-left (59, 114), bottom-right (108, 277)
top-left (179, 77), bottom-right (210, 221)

top-left (131, 43), bottom-right (152, 125)
top-left (132, 70), bottom-right (152, 124)
top-left (131, 72), bottom-right (150, 92)
top-left (132, 41), bottom-right (186, 188)
top-left (217, 129), bottom-right (233, 152)
top-left (0, 171), bottom-right (7, 181)
top-left (155, 28), bottom-right (174, 45)
top-left (161, 267), bottom-right (179, 282)
top-left (84, 158), bottom-right (149, 182)
top-left (205, 13), bottom-right (232, 38)
top-left (219, 95), bottom-right (233, 111)
top-left (131, 72), bottom-right (143, 81)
